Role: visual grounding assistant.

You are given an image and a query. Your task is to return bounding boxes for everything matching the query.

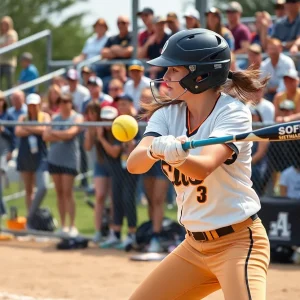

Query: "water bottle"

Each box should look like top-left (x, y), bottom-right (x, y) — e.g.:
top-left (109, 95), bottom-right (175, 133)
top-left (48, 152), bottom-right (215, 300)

top-left (28, 135), bottom-right (38, 154)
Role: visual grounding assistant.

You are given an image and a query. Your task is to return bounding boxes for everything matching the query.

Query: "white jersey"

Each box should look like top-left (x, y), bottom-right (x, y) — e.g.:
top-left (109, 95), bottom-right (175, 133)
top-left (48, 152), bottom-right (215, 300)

top-left (144, 93), bottom-right (260, 231)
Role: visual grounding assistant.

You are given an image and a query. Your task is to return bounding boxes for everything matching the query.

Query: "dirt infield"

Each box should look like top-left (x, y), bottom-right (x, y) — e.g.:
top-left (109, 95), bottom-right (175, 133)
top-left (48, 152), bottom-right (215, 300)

top-left (1, 240), bottom-right (300, 300)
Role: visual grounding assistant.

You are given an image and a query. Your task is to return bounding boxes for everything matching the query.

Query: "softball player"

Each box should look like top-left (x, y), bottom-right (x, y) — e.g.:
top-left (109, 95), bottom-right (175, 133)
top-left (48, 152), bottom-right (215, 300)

top-left (127, 29), bottom-right (270, 300)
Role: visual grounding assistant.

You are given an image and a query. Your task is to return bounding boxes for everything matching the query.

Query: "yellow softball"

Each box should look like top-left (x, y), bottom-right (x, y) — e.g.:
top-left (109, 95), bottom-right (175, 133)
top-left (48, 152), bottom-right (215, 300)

top-left (112, 115), bottom-right (139, 142)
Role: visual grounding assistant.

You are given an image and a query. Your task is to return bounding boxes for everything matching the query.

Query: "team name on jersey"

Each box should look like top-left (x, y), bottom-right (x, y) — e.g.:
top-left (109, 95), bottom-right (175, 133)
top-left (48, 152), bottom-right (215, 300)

top-left (161, 161), bottom-right (203, 186)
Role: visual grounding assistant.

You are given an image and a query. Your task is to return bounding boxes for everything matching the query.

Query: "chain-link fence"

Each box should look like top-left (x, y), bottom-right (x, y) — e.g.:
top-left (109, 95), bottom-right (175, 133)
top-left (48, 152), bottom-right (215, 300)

top-left (0, 120), bottom-right (299, 248)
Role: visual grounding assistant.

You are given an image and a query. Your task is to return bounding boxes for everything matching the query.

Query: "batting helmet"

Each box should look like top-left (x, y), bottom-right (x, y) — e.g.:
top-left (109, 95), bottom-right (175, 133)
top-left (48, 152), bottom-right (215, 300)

top-left (147, 28), bottom-right (231, 94)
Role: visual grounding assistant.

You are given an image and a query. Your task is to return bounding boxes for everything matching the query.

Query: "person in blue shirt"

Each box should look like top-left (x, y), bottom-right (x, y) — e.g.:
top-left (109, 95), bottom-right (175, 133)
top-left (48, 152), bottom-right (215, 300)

top-left (18, 52), bottom-right (39, 95)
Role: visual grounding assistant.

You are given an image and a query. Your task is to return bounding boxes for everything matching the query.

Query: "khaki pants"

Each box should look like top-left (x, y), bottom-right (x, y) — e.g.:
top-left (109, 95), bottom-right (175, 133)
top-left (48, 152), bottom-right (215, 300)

top-left (130, 218), bottom-right (270, 300)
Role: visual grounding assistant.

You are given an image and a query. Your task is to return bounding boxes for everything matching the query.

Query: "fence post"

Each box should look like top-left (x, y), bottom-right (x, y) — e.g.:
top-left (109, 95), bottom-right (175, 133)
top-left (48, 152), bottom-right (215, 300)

top-left (46, 31), bottom-right (52, 74)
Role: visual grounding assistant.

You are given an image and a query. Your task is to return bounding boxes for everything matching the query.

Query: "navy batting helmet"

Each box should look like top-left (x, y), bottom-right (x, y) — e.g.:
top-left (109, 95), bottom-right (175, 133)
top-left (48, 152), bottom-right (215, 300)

top-left (148, 28), bottom-right (231, 95)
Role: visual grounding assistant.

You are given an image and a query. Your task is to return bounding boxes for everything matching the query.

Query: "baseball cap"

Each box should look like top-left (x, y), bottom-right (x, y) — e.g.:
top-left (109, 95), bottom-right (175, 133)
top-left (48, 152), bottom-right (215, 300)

top-left (226, 1), bottom-right (243, 13)
top-left (128, 60), bottom-right (144, 72)
top-left (279, 99), bottom-right (295, 111)
top-left (26, 93), bottom-right (41, 105)
top-left (66, 69), bottom-right (79, 81)
top-left (115, 94), bottom-right (134, 102)
top-left (183, 8), bottom-right (200, 20)
top-left (93, 18), bottom-right (108, 30)
top-left (137, 7), bottom-right (154, 16)
top-left (205, 7), bottom-right (222, 16)
top-left (248, 44), bottom-right (262, 54)
top-left (100, 106), bottom-right (118, 120)
top-left (20, 52), bottom-right (33, 61)
top-left (153, 16), bottom-right (167, 24)
top-left (87, 76), bottom-right (103, 87)
top-left (283, 69), bottom-right (299, 80)
top-left (166, 12), bottom-right (178, 22)
top-left (81, 66), bottom-right (92, 74)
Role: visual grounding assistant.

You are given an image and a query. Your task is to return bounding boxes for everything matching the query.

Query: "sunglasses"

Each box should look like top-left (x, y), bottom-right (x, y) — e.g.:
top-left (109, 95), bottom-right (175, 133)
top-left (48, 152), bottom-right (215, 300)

top-left (109, 87), bottom-right (121, 91)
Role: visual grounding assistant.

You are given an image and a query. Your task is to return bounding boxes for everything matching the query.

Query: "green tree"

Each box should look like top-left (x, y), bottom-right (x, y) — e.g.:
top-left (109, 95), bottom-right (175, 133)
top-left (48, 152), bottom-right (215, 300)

top-left (214, 0), bottom-right (275, 17)
top-left (0, 0), bottom-right (90, 79)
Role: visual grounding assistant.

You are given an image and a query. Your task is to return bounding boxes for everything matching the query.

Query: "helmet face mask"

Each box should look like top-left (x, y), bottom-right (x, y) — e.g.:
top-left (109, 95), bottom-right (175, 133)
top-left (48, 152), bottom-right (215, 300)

top-left (148, 29), bottom-right (231, 102)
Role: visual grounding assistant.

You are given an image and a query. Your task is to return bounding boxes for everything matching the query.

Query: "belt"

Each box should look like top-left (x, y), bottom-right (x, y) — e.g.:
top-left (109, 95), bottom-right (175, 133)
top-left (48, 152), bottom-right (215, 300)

top-left (187, 214), bottom-right (258, 242)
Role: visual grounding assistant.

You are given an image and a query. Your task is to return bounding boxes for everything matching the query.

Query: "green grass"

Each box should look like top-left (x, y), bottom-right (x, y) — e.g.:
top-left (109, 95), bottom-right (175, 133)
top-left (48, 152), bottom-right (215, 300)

top-left (2, 185), bottom-right (177, 236)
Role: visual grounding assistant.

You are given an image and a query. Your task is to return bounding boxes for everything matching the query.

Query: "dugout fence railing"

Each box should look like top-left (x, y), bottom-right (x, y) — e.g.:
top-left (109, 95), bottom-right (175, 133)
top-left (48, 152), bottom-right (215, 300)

top-left (0, 120), bottom-right (299, 241)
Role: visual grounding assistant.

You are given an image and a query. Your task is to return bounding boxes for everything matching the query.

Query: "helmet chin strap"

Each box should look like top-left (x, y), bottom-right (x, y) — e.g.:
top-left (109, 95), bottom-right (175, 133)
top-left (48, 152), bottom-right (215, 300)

top-left (150, 78), bottom-right (188, 105)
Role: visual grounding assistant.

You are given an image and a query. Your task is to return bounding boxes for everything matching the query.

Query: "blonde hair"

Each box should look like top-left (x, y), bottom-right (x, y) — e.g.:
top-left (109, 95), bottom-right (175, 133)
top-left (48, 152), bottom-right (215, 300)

top-left (1, 16), bottom-right (14, 34)
top-left (47, 84), bottom-right (61, 108)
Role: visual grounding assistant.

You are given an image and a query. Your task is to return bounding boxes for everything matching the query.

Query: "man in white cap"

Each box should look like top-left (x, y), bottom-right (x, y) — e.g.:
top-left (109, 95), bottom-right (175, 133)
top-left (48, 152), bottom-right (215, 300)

top-left (226, 1), bottom-right (251, 53)
top-left (61, 69), bottom-right (90, 113)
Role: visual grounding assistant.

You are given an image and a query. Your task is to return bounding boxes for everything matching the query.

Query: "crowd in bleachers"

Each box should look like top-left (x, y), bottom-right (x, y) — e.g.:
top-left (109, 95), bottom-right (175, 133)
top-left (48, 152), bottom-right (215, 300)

top-left (0, 0), bottom-right (300, 253)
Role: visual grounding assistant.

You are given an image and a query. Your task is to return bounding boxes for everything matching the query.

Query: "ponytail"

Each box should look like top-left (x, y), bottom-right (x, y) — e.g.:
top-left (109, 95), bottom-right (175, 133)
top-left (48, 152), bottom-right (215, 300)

top-left (222, 66), bottom-right (270, 104)
top-left (139, 66), bottom-right (270, 119)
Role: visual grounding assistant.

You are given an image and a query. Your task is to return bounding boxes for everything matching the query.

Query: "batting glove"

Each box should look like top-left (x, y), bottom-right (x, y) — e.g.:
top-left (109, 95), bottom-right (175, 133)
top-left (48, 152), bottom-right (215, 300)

top-left (164, 136), bottom-right (190, 167)
top-left (147, 135), bottom-right (176, 161)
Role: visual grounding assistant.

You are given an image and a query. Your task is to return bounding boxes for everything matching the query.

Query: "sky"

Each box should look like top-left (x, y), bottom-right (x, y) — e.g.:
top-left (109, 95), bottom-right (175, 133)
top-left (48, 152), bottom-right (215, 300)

top-left (56, 0), bottom-right (212, 35)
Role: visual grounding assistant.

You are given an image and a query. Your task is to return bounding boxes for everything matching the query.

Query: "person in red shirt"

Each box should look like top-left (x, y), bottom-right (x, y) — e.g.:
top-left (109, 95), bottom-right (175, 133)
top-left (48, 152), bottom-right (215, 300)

top-left (137, 7), bottom-right (155, 47)
top-left (226, 1), bottom-right (252, 54)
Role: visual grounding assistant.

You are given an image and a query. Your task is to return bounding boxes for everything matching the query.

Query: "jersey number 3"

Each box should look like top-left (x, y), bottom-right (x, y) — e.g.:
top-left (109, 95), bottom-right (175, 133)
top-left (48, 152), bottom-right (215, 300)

top-left (197, 186), bottom-right (207, 203)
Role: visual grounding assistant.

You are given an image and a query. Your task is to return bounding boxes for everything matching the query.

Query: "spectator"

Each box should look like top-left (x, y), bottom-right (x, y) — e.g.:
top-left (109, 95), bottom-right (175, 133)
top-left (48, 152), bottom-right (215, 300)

top-left (84, 105), bottom-right (122, 248)
top-left (261, 38), bottom-right (296, 101)
top-left (15, 94), bottom-right (50, 226)
top-left (102, 63), bottom-right (128, 94)
top-left (0, 16), bottom-right (18, 90)
top-left (84, 102), bottom-right (112, 242)
top-left (274, 0), bottom-right (286, 19)
top-left (183, 8), bottom-right (201, 29)
top-left (62, 69), bottom-right (90, 189)
top-left (81, 76), bottom-right (113, 114)
top-left (206, 7), bottom-right (235, 51)
top-left (52, 76), bottom-right (67, 88)
top-left (107, 94), bottom-right (139, 250)
top-left (101, 16), bottom-right (133, 60)
top-left (250, 106), bottom-right (269, 196)
top-left (252, 89), bottom-right (275, 122)
top-left (274, 69), bottom-right (300, 122)
top-left (226, 1), bottom-right (252, 53)
top-left (43, 93), bottom-right (83, 236)
top-left (280, 161), bottom-right (300, 199)
top-left (124, 60), bottom-right (151, 111)
top-left (42, 84), bottom-right (61, 116)
top-left (80, 66), bottom-right (95, 87)
top-left (107, 78), bottom-right (124, 108)
top-left (18, 52), bottom-right (39, 94)
top-left (137, 7), bottom-right (155, 46)
top-left (247, 44), bottom-right (263, 70)
top-left (138, 16), bottom-right (170, 59)
top-left (252, 11), bottom-right (272, 51)
top-left (8, 90), bottom-right (27, 121)
top-left (73, 18), bottom-right (109, 65)
top-left (271, 0), bottom-right (300, 54)
top-left (61, 69), bottom-right (90, 113)
top-left (166, 13), bottom-right (181, 35)
top-left (0, 91), bottom-right (15, 181)
top-left (138, 87), bottom-right (170, 253)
